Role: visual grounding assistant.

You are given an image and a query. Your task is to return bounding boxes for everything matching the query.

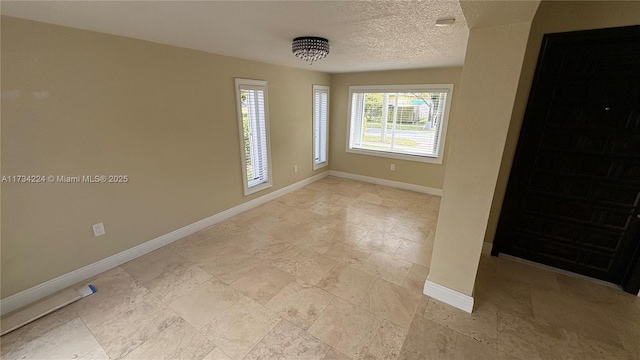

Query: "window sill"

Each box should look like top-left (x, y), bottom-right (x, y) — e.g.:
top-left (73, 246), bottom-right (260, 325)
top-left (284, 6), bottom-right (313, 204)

top-left (346, 148), bottom-right (443, 164)
top-left (244, 181), bottom-right (273, 196)
top-left (313, 161), bottom-right (329, 171)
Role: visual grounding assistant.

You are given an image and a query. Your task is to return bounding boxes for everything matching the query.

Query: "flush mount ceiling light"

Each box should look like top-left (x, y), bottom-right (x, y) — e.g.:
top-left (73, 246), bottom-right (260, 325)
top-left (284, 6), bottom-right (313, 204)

top-left (292, 36), bottom-right (330, 65)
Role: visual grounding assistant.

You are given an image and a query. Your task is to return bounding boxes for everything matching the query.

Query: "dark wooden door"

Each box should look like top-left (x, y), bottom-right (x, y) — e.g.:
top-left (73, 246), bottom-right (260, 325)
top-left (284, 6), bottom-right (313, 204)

top-left (494, 25), bottom-right (640, 294)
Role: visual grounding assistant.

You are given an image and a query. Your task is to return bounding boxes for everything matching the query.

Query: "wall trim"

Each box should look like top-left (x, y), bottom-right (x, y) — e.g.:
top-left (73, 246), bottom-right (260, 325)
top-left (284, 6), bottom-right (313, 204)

top-left (0, 171), bottom-right (329, 316)
top-left (482, 242), bottom-right (493, 255)
top-left (328, 170), bottom-right (442, 196)
top-left (423, 279), bottom-right (474, 313)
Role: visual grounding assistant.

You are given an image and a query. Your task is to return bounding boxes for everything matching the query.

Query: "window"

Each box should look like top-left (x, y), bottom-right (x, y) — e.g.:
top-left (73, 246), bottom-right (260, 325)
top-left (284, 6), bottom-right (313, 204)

top-left (313, 85), bottom-right (329, 170)
top-left (235, 78), bottom-right (272, 195)
top-left (346, 84), bottom-right (453, 164)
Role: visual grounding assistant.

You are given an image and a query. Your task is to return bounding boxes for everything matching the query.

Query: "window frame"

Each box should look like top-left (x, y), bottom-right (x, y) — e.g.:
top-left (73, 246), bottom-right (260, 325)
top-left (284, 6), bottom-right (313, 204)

top-left (312, 85), bottom-right (330, 170)
top-left (235, 78), bottom-right (273, 196)
top-left (345, 84), bottom-right (453, 164)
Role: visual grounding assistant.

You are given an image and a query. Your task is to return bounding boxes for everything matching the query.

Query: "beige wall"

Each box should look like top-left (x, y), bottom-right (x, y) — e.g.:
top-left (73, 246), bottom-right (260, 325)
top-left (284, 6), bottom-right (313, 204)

top-left (485, 1), bottom-right (640, 245)
top-left (1, 16), bottom-right (330, 298)
top-left (428, 21), bottom-right (534, 296)
top-left (329, 68), bottom-right (463, 189)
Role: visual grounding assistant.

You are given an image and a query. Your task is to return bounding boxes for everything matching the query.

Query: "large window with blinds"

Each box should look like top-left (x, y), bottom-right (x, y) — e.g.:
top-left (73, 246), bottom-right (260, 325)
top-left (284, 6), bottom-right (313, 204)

top-left (347, 84), bottom-right (453, 164)
top-left (313, 85), bottom-right (329, 170)
top-left (235, 78), bottom-right (272, 195)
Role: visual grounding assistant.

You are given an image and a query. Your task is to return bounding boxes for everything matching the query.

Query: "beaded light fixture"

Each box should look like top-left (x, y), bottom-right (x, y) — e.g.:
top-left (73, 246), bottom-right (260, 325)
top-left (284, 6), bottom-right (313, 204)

top-left (292, 36), bottom-right (330, 65)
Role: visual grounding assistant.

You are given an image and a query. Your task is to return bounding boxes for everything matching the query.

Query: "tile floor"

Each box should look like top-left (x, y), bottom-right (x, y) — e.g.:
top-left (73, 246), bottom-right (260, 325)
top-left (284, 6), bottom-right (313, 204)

top-left (2, 177), bottom-right (639, 359)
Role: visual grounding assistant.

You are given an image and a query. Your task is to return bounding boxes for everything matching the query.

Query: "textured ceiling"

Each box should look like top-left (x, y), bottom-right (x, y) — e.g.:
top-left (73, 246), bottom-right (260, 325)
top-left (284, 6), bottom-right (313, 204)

top-left (0, 1), bottom-right (469, 73)
top-left (459, 0), bottom-right (539, 29)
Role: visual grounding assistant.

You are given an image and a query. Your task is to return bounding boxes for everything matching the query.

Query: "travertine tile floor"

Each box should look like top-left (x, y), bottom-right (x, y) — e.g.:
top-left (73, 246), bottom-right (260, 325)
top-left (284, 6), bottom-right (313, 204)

top-left (2, 177), bottom-right (639, 359)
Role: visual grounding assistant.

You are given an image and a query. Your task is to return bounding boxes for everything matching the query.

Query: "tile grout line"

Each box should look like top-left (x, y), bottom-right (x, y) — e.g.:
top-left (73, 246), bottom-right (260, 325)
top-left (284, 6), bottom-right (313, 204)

top-left (361, 316), bottom-right (385, 359)
top-left (240, 317), bottom-right (284, 359)
top-left (304, 295), bottom-right (341, 356)
top-left (192, 295), bottom-right (245, 342)
top-left (63, 306), bottom-right (105, 360)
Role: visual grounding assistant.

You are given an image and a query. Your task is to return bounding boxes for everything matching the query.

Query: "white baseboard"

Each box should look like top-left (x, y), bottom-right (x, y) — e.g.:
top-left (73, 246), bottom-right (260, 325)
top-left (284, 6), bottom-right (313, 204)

top-left (423, 279), bottom-right (474, 313)
top-left (328, 170), bottom-right (442, 196)
top-left (482, 242), bottom-right (493, 255)
top-left (0, 171), bottom-right (329, 316)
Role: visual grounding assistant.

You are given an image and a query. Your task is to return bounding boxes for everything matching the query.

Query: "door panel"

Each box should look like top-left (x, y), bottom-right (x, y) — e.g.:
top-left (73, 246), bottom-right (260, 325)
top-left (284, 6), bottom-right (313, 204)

top-left (494, 26), bottom-right (640, 293)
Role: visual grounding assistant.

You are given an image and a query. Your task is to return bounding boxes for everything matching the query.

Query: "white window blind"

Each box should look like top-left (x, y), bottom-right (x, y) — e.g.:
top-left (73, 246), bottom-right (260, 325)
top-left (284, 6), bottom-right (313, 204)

top-left (313, 85), bottom-right (329, 169)
top-left (347, 84), bottom-right (453, 164)
top-left (235, 79), bottom-right (272, 195)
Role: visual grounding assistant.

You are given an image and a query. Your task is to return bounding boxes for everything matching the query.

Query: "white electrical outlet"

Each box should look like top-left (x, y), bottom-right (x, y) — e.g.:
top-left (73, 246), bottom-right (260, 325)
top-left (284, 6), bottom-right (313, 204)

top-left (294, 165), bottom-right (298, 173)
top-left (390, 164), bottom-right (396, 171)
top-left (93, 222), bottom-right (105, 237)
